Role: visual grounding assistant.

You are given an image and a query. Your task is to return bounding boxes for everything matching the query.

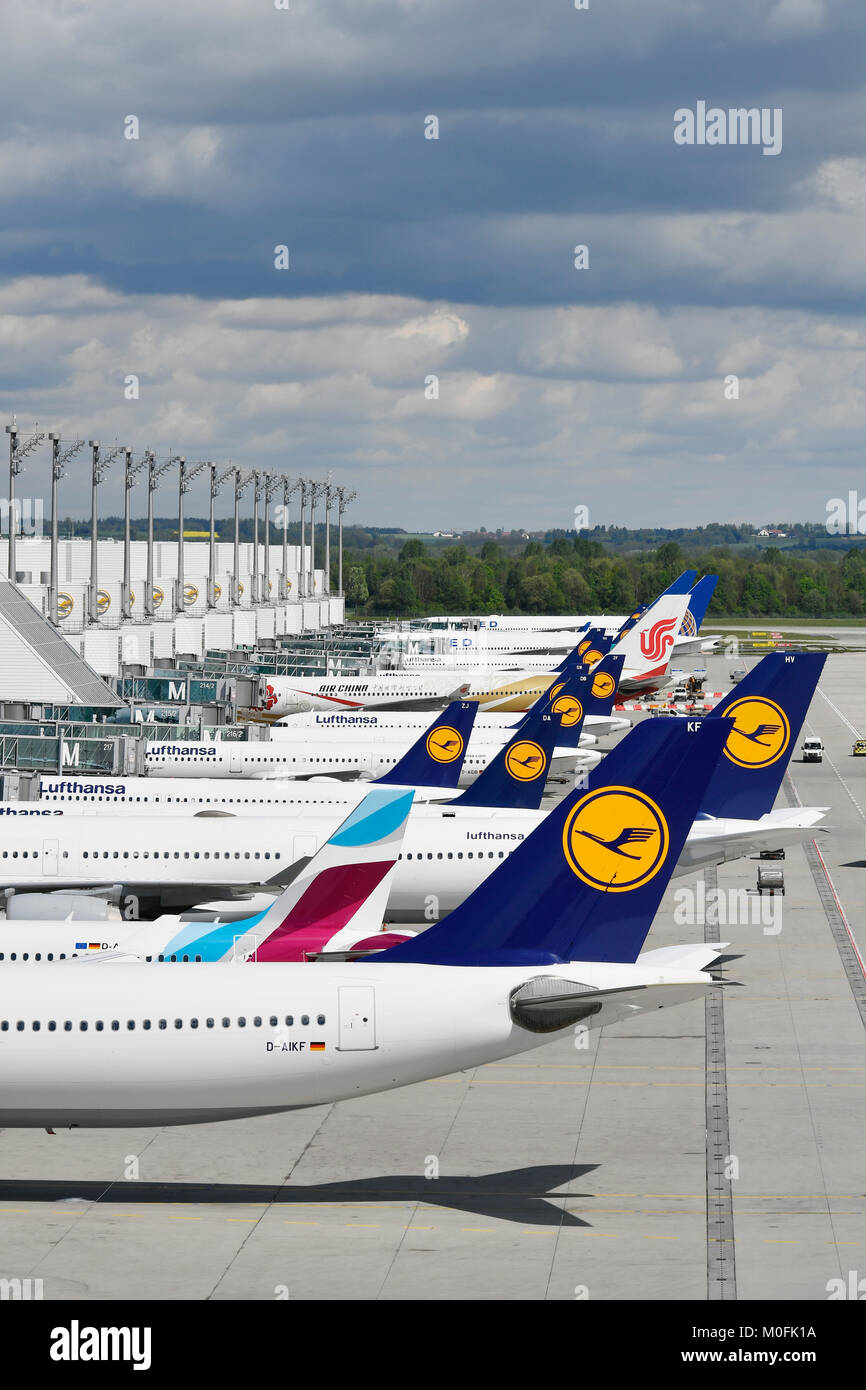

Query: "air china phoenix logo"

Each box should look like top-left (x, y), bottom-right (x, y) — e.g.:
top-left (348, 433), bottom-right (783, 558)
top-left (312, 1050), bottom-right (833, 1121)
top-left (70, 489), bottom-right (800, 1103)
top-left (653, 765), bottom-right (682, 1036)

top-left (504, 740), bottom-right (547, 781)
top-left (263, 684), bottom-right (278, 711)
top-left (721, 696), bottom-right (790, 769)
top-left (551, 695), bottom-right (583, 728)
top-left (562, 787), bottom-right (669, 893)
top-left (638, 616), bottom-right (678, 662)
top-left (426, 726), bottom-right (464, 764)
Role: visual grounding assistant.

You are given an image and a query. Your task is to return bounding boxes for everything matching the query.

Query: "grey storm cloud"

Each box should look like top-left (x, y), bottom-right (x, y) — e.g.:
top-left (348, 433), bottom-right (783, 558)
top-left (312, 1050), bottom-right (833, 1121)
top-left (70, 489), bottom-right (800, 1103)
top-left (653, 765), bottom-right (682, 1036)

top-left (1, 0), bottom-right (865, 528)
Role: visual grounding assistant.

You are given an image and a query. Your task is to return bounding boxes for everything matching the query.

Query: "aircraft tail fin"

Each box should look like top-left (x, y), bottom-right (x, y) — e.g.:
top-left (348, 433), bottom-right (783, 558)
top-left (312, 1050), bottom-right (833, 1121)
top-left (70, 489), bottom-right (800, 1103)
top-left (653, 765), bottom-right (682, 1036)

top-left (375, 699), bottom-right (477, 788)
top-left (377, 717), bottom-right (730, 966)
top-left (235, 787), bottom-right (413, 961)
top-left (699, 651), bottom-right (827, 819)
top-left (681, 574), bottom-right (718, 636)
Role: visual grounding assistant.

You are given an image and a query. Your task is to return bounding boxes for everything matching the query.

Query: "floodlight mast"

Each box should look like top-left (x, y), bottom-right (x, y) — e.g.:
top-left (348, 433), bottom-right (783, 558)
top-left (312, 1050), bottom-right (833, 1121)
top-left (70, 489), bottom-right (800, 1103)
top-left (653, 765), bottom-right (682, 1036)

top-left (122, 449), bottom-right (149, 619)
top-left (146, 454), bottom-right (174, 617)
top-left (281, 476), bottom-right (301, 600)
top-left (232, 468), bottom-right (253, 605)
top-left (5, 418), bottom-right (45, 585)
top-left (210, 465), bottom-right (235, 607)
top-left (336, 487), bottom-right (357, 598)
top-left (262, 472), bottom-right (283, 604)
top-left (175, 458), bottom-right (209, 614)
top-left (89, 442), bottom-right (124, 624)
top-left (46, 432), bottom-right (85, 626)
top-left (308, 479), bottom-right (326, 598)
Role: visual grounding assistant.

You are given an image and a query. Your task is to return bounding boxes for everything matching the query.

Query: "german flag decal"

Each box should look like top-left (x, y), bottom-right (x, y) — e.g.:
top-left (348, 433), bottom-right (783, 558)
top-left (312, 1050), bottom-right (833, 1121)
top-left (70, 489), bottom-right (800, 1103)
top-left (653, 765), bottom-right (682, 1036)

top-left (310, 1041), bottom-right (326, 1052)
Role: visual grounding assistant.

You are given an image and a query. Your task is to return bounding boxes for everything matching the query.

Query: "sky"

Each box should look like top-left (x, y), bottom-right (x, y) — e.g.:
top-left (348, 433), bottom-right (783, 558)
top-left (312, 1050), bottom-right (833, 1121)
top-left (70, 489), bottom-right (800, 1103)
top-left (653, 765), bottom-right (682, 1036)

top-left (2, 0), bottom-right (865, 532)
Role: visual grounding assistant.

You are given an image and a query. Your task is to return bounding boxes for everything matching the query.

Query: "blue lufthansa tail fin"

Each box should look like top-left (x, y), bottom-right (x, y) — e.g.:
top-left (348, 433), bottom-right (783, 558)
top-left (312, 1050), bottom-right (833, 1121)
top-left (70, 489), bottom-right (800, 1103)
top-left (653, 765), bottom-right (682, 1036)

top-left (548, 653), bottom-right (624, 748)
top-left (511, 627), bottom-right (614, 730)
top-left (375, 700), bottom-right (478, 788)
top-left (451, 661), bottom-right (619, 810)
top-left (699, 651), bottom-right (826, 819)
top-left (378, 717), bottom-right (730, 966)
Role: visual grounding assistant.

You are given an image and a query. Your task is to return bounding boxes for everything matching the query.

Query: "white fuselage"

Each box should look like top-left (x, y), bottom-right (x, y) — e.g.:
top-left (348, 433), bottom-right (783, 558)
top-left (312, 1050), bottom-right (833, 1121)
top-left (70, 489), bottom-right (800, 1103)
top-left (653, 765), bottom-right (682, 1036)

top-left (140, 738), bottom-right (587, 783)
top-left (0, 960), bottom-right (710, 1127)
top-left (0, 805), bottom-right (827, 920)
top-left (249, 671), bottom-right (470, 721)
top-left (275, 710), bottom-right (623, 737)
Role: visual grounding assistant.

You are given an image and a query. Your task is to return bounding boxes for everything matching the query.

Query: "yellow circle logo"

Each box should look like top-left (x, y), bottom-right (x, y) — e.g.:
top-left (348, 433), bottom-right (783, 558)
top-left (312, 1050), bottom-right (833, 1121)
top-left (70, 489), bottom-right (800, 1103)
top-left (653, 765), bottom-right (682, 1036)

top-left (426, 726), bottom-right (464, 764)
top-left (58, 592), bottom-right (74, 618)
top-left (97, 589), bottom-right (111, 614)
top-left (551, 694), bottom-right (584, 728)
top-left (591, 670), bottom-right (617, 700)
top-left (721, 696), bottom-right (790, 769)
top-left (504, 740), bottom-right (547, 782)
top-left (549, 681), bottom-right (566, 701)
top-left (562, 787), bottom-right (669, 893)
top-left (183, 583), bottom-right (198, 605)
top-left (582, 648), bottom-right (604, 667)
top-left (577, 640), bottom-right (591, 657)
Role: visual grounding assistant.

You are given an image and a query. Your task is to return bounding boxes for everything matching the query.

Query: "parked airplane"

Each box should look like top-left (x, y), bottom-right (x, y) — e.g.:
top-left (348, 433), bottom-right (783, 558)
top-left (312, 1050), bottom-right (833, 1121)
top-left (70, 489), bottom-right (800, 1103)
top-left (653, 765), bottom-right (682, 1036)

top-left (0, 788), bottom-right (416, 964)
top-left (0, 653), bottom-right (826, 920)
top-left (244, 669), bottom-right (470, 721)
top-left (0, 718), bottom-right (733, 1129)
top-left (141, 714), bottom-right (591, 785)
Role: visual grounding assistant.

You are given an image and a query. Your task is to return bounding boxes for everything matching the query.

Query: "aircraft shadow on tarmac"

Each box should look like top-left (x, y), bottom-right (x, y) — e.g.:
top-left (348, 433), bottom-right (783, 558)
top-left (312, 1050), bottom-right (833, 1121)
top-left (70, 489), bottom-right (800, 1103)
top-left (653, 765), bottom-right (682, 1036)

top-left (0, 1164), bottom-right (598, 1228)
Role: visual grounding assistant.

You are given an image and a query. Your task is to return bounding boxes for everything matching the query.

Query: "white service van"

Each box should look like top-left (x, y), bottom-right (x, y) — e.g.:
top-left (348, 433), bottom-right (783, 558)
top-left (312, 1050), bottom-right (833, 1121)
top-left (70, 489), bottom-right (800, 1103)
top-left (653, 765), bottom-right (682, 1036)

top-left (801, 737), bottom-right (823, 763)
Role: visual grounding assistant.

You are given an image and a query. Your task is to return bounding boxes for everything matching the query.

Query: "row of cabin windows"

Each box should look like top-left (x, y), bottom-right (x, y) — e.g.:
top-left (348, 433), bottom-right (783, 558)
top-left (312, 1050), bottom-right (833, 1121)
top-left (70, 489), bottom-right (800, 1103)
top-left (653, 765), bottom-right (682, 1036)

top-left (1, 953), bottom-right (234, 963)
top-left (150, 753), bottom-right (383, 764)
top-left (75, 850), bottom-right (280, 861)
top-left (398, 849), bottom-right (507, 860)
top-left (0, 849), bottom-right (284, 861)
top-left (47, 795), bottom-right (352, 806)
top-left (0, 848), bottom-right (510, 863)
top-left (1, 1014), bottom-right (326, 1031)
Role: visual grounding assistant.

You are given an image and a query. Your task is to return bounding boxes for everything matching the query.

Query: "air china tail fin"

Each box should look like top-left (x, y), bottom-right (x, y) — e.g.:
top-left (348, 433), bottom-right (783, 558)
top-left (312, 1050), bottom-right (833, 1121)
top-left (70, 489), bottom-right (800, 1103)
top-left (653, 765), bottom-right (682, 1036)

top-left (609, 592), bottom-right (690, 686)
top-left (377, 718), bottom-right (730, 967)
top-left (375, 699), bottom-right (477, 788)
top-left (699, 651), bottom-right (827, 820)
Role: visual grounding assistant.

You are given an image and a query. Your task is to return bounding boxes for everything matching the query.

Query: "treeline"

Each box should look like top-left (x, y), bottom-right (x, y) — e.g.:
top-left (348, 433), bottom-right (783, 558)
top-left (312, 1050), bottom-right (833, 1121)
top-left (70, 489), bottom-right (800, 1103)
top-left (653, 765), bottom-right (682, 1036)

top-left (341, 536), bottom-right (866, 619)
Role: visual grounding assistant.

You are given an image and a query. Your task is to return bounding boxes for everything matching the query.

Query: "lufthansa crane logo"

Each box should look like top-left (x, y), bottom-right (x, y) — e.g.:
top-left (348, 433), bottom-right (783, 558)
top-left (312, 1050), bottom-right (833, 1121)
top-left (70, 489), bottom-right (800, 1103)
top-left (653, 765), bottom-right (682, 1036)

top-left (721, 696), bottom-right (790, 770)
top-left (504, 740), bottom-right (547, 782)
top-left (549, 681), bottom-right (566, 701)
top-left (551, 694), bottom-right (583, 728)
top-left (591, 670), bottom-right (617, 700)
top-left (577, 640), bottom-right (591, 658)
top-left (562, 787), bottom-right (669, 893)
top-left (581, 647), bottom-right (604, 667)
top-left (426, 726), bottom-right (464, 764)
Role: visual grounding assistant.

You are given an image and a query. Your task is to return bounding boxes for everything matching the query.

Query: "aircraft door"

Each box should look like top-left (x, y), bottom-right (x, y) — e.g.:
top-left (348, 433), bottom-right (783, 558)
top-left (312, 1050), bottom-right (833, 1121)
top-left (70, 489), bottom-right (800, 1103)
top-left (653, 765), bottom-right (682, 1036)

top-left (337, 986), bottom-right (377, 1050)
top-left (292, 835), bottom-right (318, 863)
top-left (229, 749), bottom-right (242, 775)
top-left (42, 839), bottom-right (59, 876)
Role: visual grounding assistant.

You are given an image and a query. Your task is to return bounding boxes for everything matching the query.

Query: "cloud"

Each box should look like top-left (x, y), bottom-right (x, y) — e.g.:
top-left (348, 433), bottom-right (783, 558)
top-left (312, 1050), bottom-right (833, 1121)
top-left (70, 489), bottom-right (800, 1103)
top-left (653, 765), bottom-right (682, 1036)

top-left (1, 275), bottom-right (865, 530)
